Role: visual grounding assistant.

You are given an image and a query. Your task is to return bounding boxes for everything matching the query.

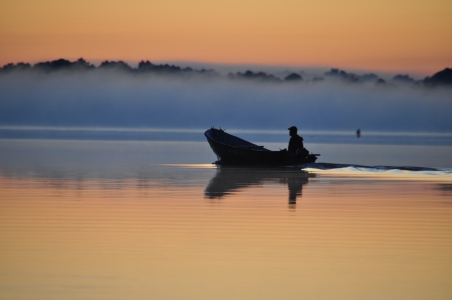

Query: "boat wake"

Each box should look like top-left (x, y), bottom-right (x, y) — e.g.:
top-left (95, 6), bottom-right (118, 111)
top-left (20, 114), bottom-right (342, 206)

top-left (301, 162), bottom-right (452, 178)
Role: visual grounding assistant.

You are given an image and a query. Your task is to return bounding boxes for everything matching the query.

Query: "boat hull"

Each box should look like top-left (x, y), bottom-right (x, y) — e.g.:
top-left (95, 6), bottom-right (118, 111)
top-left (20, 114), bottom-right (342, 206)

top-left (205, 128), bottom-right (318, 166)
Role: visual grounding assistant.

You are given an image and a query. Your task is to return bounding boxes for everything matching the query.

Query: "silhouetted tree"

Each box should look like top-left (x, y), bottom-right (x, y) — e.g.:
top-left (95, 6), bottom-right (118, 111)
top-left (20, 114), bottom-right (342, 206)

top-left (325, 68), bottom-right (348, 77)
top-left (138, 60), bottom-right (181, 73)
top-left (0, 62), bottom-right (31, 73)
top-left (284, 73), bottom-right (303, 81)
top-left (32, 58), bottom-right (94, 72)
top-left (325, 68), bottom-right (359, 83)
top-left (424, 68), bottom-right (452, 87)
top-left (376, 78), bottom-right (386, 85)
top-left (72, 58), bottom-right (95, 70)
top-left (137, 60), bottom-right (217, 77)
top-left (99, 60), bottom-right (133, 72)
top-left (235, 70), bottom-right (281, 82)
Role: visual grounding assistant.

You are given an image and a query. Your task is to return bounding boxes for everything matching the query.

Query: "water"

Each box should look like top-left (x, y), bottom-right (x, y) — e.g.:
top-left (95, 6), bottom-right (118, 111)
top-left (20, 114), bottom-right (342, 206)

top-left (1, 135), bottom-right (452, 300)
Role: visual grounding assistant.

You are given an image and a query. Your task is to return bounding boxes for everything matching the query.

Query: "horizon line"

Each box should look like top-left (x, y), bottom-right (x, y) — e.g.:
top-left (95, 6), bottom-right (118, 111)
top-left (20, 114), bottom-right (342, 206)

top-left (1, 125), bottom-right (452, 137)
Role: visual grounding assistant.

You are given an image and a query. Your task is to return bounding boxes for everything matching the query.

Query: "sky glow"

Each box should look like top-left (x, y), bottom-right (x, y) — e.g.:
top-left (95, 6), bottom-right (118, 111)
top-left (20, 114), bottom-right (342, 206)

top-left (1, 0), bottom-right (451, 74)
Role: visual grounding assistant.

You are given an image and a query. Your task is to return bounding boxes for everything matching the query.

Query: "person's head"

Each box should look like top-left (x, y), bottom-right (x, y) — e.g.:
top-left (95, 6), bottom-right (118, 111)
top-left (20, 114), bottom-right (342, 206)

top-left (288, 126), bottom-right (297, 137)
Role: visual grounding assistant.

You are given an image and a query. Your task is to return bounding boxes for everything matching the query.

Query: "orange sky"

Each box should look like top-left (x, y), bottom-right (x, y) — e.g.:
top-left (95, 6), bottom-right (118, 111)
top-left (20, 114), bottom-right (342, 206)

top-left (1, 0), bottom-right (451, 75)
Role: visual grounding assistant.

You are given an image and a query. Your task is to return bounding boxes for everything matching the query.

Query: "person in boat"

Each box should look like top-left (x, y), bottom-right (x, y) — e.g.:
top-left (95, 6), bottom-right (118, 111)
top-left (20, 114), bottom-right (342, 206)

top-left (288, 126), bottom-right (309, 157)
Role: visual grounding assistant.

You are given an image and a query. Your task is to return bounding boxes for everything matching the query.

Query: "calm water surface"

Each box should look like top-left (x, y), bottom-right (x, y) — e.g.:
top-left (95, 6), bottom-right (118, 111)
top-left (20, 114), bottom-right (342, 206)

top-left (1, 139), bottom-right (452, 300)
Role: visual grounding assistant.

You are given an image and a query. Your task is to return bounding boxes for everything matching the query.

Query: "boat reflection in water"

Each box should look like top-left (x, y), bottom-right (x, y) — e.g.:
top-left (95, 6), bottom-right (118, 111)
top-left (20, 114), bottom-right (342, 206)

top-left (204, 167), bottom-right (314, 207)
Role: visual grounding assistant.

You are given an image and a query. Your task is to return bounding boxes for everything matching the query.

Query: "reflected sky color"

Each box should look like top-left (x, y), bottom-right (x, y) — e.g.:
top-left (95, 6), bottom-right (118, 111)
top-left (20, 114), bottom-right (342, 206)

top-left (1, 163), bottom-right (451, 300)
top-left (1, 139), bottom-right (452, 299)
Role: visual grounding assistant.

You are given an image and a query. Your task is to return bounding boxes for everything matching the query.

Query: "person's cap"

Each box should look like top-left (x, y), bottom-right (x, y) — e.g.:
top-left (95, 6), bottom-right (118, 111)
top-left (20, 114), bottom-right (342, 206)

top-left (288, 126), bottom-right (297, 131)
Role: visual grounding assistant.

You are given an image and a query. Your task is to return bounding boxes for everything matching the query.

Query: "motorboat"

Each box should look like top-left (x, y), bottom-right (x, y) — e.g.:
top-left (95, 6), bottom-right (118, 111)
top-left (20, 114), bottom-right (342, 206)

top-left (205, 127), bottom-right (319, 166)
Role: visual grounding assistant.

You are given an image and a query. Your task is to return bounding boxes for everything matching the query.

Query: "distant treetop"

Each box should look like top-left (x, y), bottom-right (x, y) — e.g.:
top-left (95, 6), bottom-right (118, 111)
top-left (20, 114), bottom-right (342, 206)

top-left (424, 68), bottom-right (452, 87)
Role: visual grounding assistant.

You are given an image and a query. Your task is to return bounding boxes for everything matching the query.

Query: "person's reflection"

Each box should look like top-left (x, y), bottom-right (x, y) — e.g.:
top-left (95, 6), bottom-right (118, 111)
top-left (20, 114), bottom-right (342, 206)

top-left (204, 167), bottom-right (312, 208)
top-left (278, 175), bottom-right (309, 208)
top-left (289, 176), bottom-right (306, 204)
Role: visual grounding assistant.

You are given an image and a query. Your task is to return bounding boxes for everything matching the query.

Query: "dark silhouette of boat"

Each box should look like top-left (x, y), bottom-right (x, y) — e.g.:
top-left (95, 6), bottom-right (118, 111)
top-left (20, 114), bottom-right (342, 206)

top-left (205, 128), bottom-right (319, 166)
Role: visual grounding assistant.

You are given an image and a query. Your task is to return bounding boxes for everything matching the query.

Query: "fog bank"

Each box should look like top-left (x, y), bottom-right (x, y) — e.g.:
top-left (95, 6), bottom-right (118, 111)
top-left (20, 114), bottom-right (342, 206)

top-left (0, 72), bottom-right (451, 132)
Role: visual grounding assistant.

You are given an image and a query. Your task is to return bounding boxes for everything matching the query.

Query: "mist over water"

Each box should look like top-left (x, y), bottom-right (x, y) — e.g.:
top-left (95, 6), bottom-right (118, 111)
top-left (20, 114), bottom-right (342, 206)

top-left (0, 71), bottom-right (451, 132)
